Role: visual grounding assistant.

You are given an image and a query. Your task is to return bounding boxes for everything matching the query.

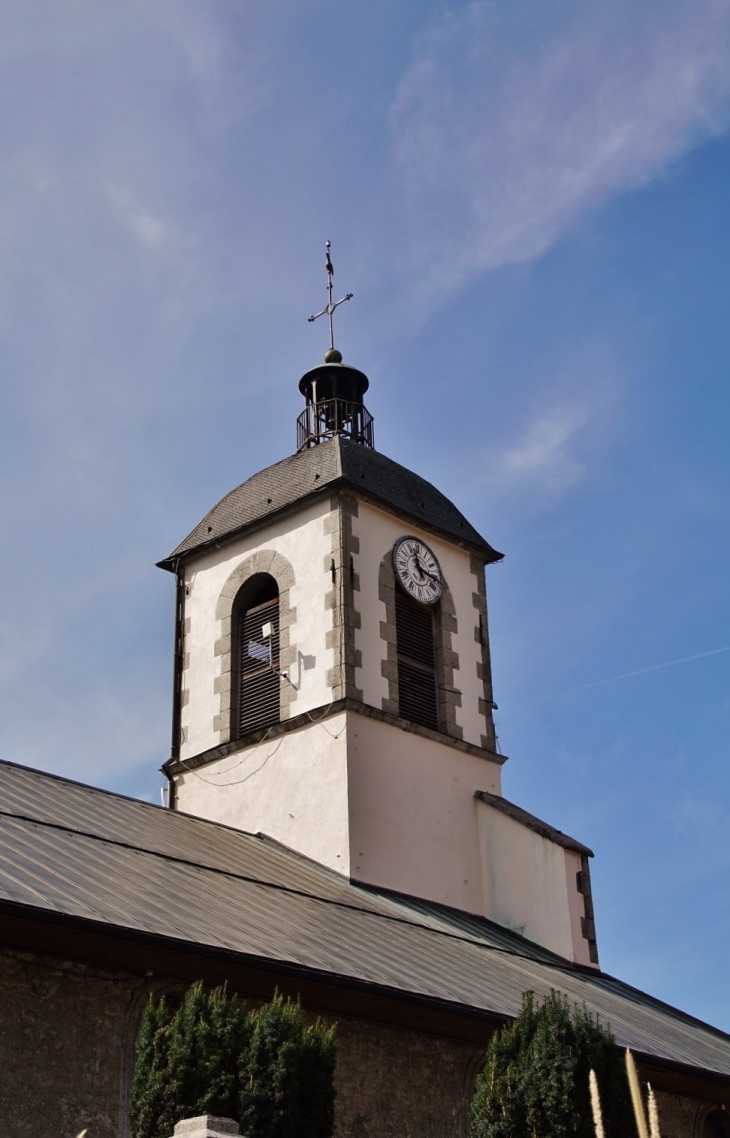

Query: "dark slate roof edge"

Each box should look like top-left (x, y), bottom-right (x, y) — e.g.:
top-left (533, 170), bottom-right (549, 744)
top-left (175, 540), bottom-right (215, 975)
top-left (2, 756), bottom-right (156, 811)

top-left (158, 477), bottom-right (502, 573)
top-left (157, 480), bottom-right (338, 573)
top-left (157, 444), bottom-right (344, 572)
top-left (474, 790), bottom-right (594, 856)
top-left (157, 437), bottom-right (503, 571)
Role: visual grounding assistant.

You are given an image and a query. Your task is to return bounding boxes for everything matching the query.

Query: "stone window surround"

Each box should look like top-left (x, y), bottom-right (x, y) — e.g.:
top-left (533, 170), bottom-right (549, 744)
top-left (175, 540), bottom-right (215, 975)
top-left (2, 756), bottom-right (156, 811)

top-left (324, 492), bottom-right (363, 702)
top-left (212, 549), bottom-right (297, 745)
top-left (378, 549), bottom-right (463, 741)
top-left (470, 554), bottom-right (498, 753)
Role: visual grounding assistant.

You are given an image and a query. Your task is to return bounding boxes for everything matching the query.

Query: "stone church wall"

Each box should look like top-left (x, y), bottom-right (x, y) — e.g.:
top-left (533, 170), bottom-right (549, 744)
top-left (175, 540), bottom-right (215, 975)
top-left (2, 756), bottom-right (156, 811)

top-left (0, 947), bottom-right (481, 1138)
top-left (0, 946), bottom-right (720, 1138)
top-left (0, 947), bottom-right (148, 1138)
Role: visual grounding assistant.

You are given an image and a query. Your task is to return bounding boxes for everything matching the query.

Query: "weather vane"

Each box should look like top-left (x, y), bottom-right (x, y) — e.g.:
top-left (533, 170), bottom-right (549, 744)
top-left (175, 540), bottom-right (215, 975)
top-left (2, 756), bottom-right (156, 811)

top-left (308, 240), bottom-right (353, 352)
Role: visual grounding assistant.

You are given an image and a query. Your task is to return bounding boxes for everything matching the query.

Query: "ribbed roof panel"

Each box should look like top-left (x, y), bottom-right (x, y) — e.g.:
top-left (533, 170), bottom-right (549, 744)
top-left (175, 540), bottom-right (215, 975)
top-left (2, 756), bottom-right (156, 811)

top-left (2, 760), bottom-right (730, 1079)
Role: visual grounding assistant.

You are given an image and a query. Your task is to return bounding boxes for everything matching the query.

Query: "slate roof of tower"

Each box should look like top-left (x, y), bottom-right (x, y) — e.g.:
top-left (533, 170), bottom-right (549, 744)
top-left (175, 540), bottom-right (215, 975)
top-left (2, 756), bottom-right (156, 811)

top-left (3, 758), bottom-right (730, 1086)
top-left (158, 436), bottom-right (502, 570)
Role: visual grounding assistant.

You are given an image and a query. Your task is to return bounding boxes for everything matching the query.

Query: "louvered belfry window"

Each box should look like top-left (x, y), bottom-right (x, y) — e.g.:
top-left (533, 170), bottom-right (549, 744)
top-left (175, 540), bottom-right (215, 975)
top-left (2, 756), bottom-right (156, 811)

top-left (237, 579), bottom-right (280, 737)
top-left (395, 589), bottom-right (439, 730)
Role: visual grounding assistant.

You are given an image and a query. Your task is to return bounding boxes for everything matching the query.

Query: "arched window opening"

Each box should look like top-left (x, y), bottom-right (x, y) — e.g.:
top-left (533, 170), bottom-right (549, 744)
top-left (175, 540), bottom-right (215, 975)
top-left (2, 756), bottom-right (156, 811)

top-left (233, 575), bottom-right (280, 738)
top-left (703, 1110), bottom-right (730, 1138)
top-left (395, 589), bottom-right (439, 730)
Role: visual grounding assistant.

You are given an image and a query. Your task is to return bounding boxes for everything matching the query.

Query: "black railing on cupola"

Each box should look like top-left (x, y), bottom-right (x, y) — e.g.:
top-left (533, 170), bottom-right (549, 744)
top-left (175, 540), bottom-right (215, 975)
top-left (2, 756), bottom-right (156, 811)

top-left (297, 398), bottom-right (374, 451)
top-left (296, 348), bottom-right (374, 453)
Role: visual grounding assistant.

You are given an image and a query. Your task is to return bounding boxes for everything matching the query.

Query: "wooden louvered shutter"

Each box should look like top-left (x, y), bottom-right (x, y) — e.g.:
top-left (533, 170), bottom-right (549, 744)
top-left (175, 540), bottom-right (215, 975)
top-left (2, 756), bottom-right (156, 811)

top-left (238, 595), bottom-right (280, 735)
top-left (395, 590), bottom-right (439, 730)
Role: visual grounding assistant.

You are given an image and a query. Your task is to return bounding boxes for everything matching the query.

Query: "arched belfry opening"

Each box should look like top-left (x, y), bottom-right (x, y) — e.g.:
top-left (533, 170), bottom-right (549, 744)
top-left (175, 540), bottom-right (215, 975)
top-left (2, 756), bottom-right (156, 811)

top-left (231, 574), bottom-right (280, 738)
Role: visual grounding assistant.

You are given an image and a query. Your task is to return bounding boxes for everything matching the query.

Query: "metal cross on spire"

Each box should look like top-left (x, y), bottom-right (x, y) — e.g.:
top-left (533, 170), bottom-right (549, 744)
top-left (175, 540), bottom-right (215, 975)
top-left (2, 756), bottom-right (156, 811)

top-left (308, 240), bottom-right (353, 352)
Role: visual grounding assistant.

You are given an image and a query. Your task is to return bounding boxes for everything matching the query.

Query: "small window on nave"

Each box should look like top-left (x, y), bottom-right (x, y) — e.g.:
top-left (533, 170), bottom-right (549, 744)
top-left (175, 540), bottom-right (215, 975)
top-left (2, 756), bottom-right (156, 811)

top-left (703, 1108), bottom-right (730, 1138)
top-left (233, 575), bottom-right (280, 738)
top-left (395, 589), bottom-right (439, 731)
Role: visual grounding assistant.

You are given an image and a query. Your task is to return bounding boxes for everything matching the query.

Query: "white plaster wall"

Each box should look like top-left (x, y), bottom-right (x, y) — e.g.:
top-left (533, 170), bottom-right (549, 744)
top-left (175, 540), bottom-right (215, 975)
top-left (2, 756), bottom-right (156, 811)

top-left (346, 711), bottom-right (502, 914)
top-left (352, 502), bottom-right (488, 746)
top-left (181, 498), bottom-right (333, 759)
top-left (476, 800), bottom-right (578, 960)
top-left (174, 712), bottom-right (351, 874)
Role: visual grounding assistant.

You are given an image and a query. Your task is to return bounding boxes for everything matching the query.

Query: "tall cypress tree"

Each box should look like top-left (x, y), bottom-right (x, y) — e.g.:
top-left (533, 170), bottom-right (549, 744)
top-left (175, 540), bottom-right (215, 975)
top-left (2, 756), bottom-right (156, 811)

top-left (129, 984), bottom-right (335, 1138)
top-left (238, 991), bottom-right (336, 1138)
top-left (469, 990), bottom-right (638, 1138)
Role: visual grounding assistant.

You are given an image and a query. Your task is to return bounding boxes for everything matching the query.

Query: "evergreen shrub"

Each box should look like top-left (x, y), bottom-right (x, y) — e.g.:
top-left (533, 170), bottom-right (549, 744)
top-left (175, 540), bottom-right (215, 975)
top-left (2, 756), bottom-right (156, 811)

top-left (469, 989), bottom-right (638, 1138)
top-left (129, 982), bottom-right (336, 1138)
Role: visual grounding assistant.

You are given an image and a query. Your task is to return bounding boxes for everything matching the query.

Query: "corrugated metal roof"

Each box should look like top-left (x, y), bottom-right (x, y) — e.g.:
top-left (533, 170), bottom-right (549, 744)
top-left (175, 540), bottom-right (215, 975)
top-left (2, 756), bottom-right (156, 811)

top-left (158, 437), bottom-right (502, 569)
top-left (2, 759), bottom-right (730, 1079)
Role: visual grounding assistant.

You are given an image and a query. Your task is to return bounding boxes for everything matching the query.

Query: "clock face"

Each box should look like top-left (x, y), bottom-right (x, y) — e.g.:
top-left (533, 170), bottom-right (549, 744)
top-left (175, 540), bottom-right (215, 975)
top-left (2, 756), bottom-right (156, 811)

top-left (393, 536), bottom-right (444, 605)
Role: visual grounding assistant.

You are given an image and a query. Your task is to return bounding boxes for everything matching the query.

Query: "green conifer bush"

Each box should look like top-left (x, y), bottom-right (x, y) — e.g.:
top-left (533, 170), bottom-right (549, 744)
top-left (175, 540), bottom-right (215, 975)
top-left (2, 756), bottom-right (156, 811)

top-left (469, 990), bottom-right (638, 1138)
top-left (129, 982), bottom-right (336, 1138)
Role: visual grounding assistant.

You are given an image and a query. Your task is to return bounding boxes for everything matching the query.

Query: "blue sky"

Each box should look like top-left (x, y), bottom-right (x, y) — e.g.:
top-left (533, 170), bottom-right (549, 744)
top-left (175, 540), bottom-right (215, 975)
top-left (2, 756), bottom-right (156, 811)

top-left (1, 1), bottom-right (729, 1029)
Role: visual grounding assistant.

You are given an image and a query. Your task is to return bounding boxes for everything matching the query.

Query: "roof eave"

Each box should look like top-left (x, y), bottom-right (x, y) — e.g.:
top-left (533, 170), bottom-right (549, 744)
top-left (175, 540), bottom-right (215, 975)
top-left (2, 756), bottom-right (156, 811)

top-left (158, 476), bottom-right (503, 572)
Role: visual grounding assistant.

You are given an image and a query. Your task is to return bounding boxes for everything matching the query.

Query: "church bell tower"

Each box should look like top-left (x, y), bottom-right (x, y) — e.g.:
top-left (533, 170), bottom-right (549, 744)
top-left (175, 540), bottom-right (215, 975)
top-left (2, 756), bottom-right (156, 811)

top-left (159, 246), bottom-right (598, 968)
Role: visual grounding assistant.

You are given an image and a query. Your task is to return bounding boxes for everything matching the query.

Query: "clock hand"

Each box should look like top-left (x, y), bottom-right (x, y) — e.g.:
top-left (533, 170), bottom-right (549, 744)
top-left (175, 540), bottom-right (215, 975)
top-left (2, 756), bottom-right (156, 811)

top-left (415, 556), bottom-right (440, 584)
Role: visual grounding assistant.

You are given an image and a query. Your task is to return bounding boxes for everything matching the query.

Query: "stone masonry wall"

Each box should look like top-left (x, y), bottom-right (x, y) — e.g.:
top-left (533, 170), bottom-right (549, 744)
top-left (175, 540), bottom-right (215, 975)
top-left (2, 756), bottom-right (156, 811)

top-left (0, 946), bottom-right (483, 1138)
top-left (0, 946), bottom-right (721, 1138)
top-left (0, 948), bottom-right (149, 1138)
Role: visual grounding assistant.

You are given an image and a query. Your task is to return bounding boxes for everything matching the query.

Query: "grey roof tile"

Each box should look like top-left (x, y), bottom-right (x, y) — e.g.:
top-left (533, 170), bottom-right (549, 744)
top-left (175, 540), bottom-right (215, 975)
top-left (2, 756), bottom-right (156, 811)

top-left (2, 759), bottom-right (730, 1079)
top-left (159, 438), bottom-right (502, 569)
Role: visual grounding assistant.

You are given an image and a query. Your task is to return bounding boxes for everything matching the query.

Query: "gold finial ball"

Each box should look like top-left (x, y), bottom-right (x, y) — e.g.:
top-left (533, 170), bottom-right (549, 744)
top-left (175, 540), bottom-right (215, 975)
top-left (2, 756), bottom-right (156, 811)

top-left (324, 348), bottom-right (342, 364)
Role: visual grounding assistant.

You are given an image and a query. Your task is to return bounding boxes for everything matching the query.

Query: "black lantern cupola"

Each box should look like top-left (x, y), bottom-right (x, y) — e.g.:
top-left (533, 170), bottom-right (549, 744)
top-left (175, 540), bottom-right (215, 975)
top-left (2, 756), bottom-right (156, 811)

top-left (298, 242), bottom-right (374, 452)
top-left (297, 349), bottom-right (373, 451)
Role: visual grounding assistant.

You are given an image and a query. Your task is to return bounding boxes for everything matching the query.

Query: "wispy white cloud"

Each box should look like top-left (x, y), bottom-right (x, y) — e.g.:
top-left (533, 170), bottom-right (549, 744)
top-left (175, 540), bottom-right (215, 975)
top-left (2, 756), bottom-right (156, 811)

top-left (389, 0), bottom-right (730, 316)
top-left (489, 401), bottom-right (591, 493)
top-left (571, 646), bottom-right (730, 692)
top-left (104, 182), bottom-right (195, 256)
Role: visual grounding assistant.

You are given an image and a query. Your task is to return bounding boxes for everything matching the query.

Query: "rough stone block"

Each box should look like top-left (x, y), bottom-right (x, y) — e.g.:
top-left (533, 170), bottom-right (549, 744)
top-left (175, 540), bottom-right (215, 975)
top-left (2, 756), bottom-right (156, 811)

top-left (171, 1116), bottom-right (241, 1138)
top-left (270, 554), bottom-right (295, 589)
top-left (214, 635), bottom-right (231, 658)
top-left (379, 620), bottom-right (396, 644)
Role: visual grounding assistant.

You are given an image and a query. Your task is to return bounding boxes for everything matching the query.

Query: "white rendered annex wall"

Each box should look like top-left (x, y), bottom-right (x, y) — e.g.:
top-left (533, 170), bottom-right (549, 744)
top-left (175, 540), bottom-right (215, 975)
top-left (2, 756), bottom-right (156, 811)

top-left (476, 799), bottom-right (591, 964)
top-left (352, 500), bottom-right (489, 747)
top-left (180, 498), bottom-right (333, 759)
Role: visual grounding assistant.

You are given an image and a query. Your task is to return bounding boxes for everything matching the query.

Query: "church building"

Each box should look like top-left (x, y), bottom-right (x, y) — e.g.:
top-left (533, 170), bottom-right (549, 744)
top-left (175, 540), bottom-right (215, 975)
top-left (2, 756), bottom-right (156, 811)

top-left (1, 255), bottom-right (730, 1137)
